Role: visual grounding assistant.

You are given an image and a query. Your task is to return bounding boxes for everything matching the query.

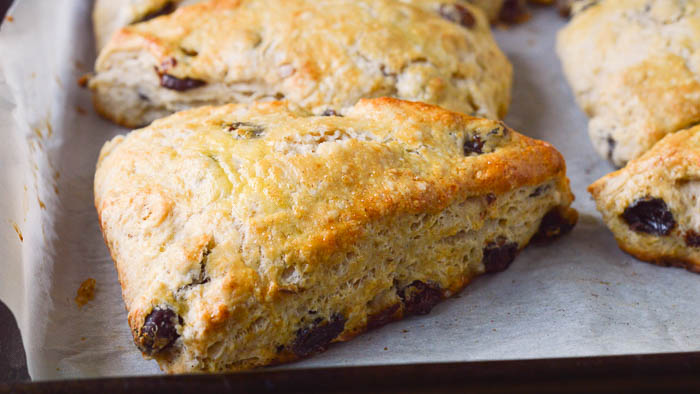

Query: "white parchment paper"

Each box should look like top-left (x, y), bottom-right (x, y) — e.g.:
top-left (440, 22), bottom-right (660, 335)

top-left (0, 1), bottom-right (698, 381)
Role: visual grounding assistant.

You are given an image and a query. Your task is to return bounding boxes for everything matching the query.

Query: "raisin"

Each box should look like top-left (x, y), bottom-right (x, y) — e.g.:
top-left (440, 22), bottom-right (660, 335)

top-left (532, 207), bottom-right (577, 243)
top-left (226, 121), bottom-right (265, 138)
top-left (398, 281), bottom-right (442, 315)
top-left (367, 304), bottom-right (400, 330)
top-left (606, 135), bottom-right (616, 162)
top-left (463, 134), bottom-right (484, 155)
top-left (291, 314), bottom-right (346, 357)
top-left (685, 231), bottom-right (700, 247)
top-left (621, 197), bottom-right (676, 236)
top-left (529, 185), bottom-right (550, 198)
top-left (160, 74), bottom-right (206, 91)
top-left (439, 3), bottom-right (476, 28)
top-left (135, 1), bottom-right (176, 23)
top-left (482, 238), bottom-right (519, 273)
top-left (321, 109), bottom-right (342, 117)
top-left (136, 307), bottom-right (181, 355)
top-left (485, 193), bottom-right (497, 205)
top-left (499, 0), bottom-right (530, 24)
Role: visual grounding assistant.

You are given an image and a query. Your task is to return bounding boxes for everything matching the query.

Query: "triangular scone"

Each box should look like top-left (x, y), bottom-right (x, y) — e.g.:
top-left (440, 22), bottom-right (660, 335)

top-left (95, 98), bottom-right (577, 373)
top-left (557, 0), bottom-right (700, 166)
top-left (589, 125), bottom-right (700, 273)
top-left (89, 0), bottom-right (512, 128)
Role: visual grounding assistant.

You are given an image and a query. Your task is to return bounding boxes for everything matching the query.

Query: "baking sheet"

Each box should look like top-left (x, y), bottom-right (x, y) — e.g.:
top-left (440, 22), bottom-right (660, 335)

top-left (0, 0), bottom-right (697, 380)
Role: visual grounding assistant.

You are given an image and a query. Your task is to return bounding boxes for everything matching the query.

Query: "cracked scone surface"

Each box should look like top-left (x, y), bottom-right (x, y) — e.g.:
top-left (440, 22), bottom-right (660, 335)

top-left (90, 0), bottom-right (512, 128)
top-left (557, 0), bottom-right (700, 166)
top-left (94, 98), bottom-right (577, 373)
top-left (589, 125), bottom-right (700, 273)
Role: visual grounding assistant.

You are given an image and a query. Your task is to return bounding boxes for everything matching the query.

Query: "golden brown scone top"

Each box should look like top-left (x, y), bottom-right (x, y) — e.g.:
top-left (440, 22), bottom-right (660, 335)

top-left (590, 125), bottom-right (700, 200)
top-left (95, 98), bottom-right (568, 332)
top-left (96, 0), bottom-right (512, 120)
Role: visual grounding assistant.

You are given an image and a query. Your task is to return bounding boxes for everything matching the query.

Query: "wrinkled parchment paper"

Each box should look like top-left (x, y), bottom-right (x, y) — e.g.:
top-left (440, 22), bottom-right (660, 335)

top-left (0, 1), bottom-right (697, 380)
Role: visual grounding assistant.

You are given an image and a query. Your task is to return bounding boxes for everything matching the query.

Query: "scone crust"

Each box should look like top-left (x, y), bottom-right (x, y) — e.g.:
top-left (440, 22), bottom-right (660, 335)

top-left (557, 0), bottom-right (700, 166)
top-left (90, 0), bottom-right (512, 127)
top-left (589, 124), bottom-right (700, 273)
top-left (95, 98), bottom-right (575, 372)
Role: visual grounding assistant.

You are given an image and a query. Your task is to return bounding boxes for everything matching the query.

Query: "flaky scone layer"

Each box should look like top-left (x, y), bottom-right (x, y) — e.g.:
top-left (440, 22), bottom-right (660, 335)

top-left (557, 0), bottom-right (700, 166)
top-left (589, 124), bottom-right (700, 273)
top-left (95, 98), bottom-right (576, 373)
top-left (89, 0), bottom-right (512, 128)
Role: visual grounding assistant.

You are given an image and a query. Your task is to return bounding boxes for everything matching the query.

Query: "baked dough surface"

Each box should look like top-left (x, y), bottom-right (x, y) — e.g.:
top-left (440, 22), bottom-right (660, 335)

top-left (590, 124), bottom-right (700, 273)
top-left (95, 98), bottom-right (576, 372)
top-left (557, 0), bottom-right (700, 166)
top-left (90, 0), bottom-right (512, 127)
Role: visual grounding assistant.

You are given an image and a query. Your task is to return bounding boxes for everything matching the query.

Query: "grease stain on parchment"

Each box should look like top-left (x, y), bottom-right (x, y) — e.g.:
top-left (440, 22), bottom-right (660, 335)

top-left (75, 278), bottom-right (97, 308)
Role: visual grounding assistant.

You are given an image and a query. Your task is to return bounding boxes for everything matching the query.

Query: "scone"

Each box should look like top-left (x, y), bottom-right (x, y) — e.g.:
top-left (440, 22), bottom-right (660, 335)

top-left (557, 0), bottom-right (700, 167)
top-left (93, 0), bottom-right (200, 52)
top-left (94, 98), bottom-right (577, 373)
top-left (89, 0), bottom-right (513, 128)
top-left (589, 125), bottom-right (700, 273)
top-left (93, 0), bottom-right (516, 48)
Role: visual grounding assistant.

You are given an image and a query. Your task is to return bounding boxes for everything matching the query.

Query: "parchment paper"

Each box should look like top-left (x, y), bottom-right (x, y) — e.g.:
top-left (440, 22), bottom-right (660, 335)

top-left (0, 1), bottom-right (697, 380)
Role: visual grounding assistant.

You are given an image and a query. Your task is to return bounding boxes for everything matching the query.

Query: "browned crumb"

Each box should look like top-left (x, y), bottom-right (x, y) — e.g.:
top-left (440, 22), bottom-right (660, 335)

top-left (5, 15), bottom-right (13, 22)
top-left (75, 278), bottom-right (97, 308)
top-left (12, 222), bottom-right (23, 242)
top-left (77, 74), bottom-right (90, 88)
top-left (383, 347), bottom-right (388, 351)
top-left (76, 106), bottom-right (87, 115)
top-left (37, 197), bottom-right (46, 209)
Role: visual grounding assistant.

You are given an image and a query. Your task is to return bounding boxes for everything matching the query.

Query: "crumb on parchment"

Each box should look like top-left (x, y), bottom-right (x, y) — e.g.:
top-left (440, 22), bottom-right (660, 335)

top-left (75, 278), bottom-right (96, 308)
top-left (77, 74), bottom-right (89, 88)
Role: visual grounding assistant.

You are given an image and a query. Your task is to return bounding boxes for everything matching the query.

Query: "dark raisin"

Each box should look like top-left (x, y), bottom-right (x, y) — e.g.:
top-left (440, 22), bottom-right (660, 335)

top-left (398, 281), bottom-right (443, 315)
top-left (226, 121), bottom-right (265, 138)
top-left (463, 134), bottom-right (484, 155)
top-left (321, 109), bottom-right (342, 117)
top-left (136, 307), bottom-right (181, 355)
top-left (557, 0), bottom-right (572, 18)
top-left (485, 193), bottom-right (497, 205)
top-left (606, 135), bottom-right (616, 162)
top-left (621, 197), bottom-right (676, 236)
top-left (532, 207), bottom-right (577, 243)
top-left (137, 91), bottom-right (150, 102)
top-left (499, 0), bottom-right (530, 24)
top-left (135, 1), bottom-right (176, 23)
top-left (160, 74), bottom-right (206, 91)
top-left (367, 304), bottom-right (400, 330)
top-left (482, 237), bottom-right (519, 273)
top-left (529, 185), bottom-right (550, 198)
top-left (685, 231), bottom-right (700, 247)
top-left (379, 64), bottom-right (397, 78)
top-left (439, 4), bottom-right (476, 28)
top-left (291, 314), bottom-right (346, 357)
